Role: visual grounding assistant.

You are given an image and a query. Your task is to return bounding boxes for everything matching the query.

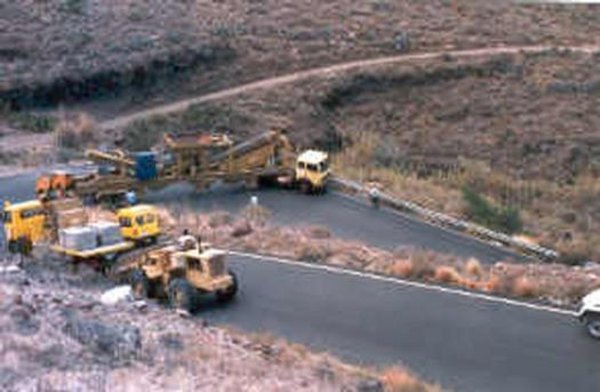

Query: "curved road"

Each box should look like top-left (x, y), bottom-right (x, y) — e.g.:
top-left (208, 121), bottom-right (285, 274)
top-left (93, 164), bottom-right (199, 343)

top-left (1, 175), bottom-right (599, 391)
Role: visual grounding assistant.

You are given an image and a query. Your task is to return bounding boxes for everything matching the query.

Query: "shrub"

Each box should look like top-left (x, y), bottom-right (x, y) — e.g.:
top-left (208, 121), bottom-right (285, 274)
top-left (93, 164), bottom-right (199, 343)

top-left (381, 366), bottom-right (437, 392)
top-left (462, 186), bottom-right (523, 234)
top-left (512, 276), bottom-right (539, 298)
top-left (464, 258), bottom-right (483, 278)
top-left (433, 266), bottom-right (463, 284)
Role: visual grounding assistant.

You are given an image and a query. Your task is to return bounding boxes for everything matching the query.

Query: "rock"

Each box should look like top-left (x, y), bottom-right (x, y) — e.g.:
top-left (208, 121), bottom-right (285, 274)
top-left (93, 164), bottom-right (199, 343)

top-left (0, 265), bottom-right (21, 274)
top-left (100, 285), bottom-right (133, 305)
top-left (10, 305), bottom-right (40, 336)
top-left (63, 315), bottom-right (141, 359)
top-left (133, 300), bottom-right (147, 311)
top-left (231, 220), bottom-right (253, 238)
top-left (356, 378), bottom-right (384, 392)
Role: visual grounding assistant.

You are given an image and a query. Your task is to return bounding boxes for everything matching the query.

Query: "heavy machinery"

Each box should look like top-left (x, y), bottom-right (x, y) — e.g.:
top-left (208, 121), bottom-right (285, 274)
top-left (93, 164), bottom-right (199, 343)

top-left (2, 200), bottom-right (46, 254)
top-left (127, 236), bottom-right (238, 312)
top-left (2, 198), bottom-right (160, 268)
top-left (35, 130), bottom-right (329, 203)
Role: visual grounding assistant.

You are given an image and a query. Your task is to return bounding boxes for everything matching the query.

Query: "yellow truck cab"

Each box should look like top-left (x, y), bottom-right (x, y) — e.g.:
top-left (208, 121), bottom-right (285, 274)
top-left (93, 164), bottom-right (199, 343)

top-left (295, 150), bottom-right (329, 193)
top-left (2, 200), bottom-right (46, 254)
top-left (117, 204), bottom-right (160, 244)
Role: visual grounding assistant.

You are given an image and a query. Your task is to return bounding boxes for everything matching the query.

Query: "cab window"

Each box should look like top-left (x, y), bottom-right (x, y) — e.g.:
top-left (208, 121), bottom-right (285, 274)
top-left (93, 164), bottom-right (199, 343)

top-left (297, 161), bottom-right (306, 169)
top-left (187, 258), bottom-right (202, 272)
top-left (146, 214), bottom-right (155, 224)
top-left (119, 217), bottom-right (132, 227)
top-left (307, 163), bottom-right (318, 172)
top-left (135, 215), bottom-right (144, 226)
top-left (2, 211), bottom-right (11, 224)
top-left (20, 208), bottom-right (44, 219)
top-left (319, 161), bottom-right (328, 172)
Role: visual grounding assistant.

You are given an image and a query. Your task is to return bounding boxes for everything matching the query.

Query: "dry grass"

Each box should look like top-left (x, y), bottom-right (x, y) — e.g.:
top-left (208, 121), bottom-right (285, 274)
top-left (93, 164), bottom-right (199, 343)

top-left (381, 367), bottom-right (440, 392)
top-left (434, 266), bottom-right (463, 285)
top-left (512, 276), bottom-right (539, 298)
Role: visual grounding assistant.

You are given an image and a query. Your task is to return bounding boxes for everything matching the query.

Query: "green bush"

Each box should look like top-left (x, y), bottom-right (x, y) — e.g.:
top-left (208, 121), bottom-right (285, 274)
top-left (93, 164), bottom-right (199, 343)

top-left (462, 186), bottom-right (523, 234)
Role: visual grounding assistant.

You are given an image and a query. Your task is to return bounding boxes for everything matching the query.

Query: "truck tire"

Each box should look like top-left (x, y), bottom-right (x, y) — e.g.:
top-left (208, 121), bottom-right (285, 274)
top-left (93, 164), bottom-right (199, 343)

top-left (584, 313), bottom-right (600, 339)
top-left (299, 180), bottom-right (312, 195)
top-left (7, 240), bottom-right (17, 254)
top-left (216, 270), bottom-right (238, 303)
top-left (130, 269), bottom-right (150, 300)
top-left (168, 278), bottom-right (195, 312)
top-left (17, 236), bottom-right (32, 256)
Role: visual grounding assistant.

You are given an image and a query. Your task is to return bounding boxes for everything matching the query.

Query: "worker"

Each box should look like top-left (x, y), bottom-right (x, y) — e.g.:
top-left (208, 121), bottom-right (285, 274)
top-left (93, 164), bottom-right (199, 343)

top-left (177, 229), bottom-right (197, 251)
top-left (369, 187), bottom-right (380, 209)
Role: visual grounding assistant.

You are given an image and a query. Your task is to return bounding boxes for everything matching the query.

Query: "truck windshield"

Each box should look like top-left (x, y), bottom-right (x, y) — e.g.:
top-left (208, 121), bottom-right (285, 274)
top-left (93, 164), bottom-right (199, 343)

top-left (2, 211), bottom-right (11, 224)
top-left (319, 160), bottom-right (328, 172)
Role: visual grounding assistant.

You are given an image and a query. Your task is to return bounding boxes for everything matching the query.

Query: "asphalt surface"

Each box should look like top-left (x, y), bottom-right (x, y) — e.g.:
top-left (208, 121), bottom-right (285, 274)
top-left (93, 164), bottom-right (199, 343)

top-left (215, 255), bottom-right (600, 392)
top-left (2, 173), bottom-right (599, 391)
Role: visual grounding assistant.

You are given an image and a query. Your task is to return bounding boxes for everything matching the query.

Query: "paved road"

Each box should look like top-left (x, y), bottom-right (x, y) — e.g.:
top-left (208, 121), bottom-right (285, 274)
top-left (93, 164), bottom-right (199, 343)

top-left (0, 173), bottom-right (522, 263)
top-left (2, 174), bottom-right (599, 392)
top-left (214, 255), bottom-right (599, 392)
top-left (145, 182), bottom-right (525, 264)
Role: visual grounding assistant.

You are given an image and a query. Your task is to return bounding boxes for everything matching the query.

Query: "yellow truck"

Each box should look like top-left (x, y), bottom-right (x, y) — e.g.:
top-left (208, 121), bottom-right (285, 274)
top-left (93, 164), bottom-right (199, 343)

top-left (117, 204), bottom-right (161, 244)
top-left (2, 200), bottom-right (46, 254)
top-left (2, 199), bottom-right (160, 262)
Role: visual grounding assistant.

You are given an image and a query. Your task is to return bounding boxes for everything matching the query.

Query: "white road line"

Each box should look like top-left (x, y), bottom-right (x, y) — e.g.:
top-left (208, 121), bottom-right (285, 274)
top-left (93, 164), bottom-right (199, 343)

top-left (228, 250), bottom-right (577, 316)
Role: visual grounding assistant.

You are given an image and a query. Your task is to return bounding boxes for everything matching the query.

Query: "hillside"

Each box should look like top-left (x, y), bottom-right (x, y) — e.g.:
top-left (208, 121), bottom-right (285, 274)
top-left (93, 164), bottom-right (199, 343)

top-left (2, 1), bottom-right (599, 111)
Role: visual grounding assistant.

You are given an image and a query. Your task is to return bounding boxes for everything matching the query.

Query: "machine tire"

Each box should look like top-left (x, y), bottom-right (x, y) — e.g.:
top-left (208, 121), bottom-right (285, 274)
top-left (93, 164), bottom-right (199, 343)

top-left (299, 180), bottom-right (312, 195)
top-left (17, 236), bottom-right (32, 256)
top-left (216, 270), bottom-right (238, 303)
top-left (584, 313), bottom-right (600, 339)
top-left (7, 240), bottom-right (17, 254)
top-left (168, 278), bottom-right (195, 312)
top-left (130, 269), bottom-right (150, 300)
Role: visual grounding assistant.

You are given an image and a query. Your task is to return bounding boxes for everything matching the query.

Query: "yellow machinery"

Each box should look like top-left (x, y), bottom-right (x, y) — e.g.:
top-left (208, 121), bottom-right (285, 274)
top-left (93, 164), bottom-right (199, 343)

top-left (117, 204), bottom-right (160, 244)
top-left (42, 130), bottom-right (329, 203)
top-left (128, 237), bottom-right (238, 312)
top-left (295, 149), bottom-right (329, 194)
top-left (2, 200), bottom-right (46, 254)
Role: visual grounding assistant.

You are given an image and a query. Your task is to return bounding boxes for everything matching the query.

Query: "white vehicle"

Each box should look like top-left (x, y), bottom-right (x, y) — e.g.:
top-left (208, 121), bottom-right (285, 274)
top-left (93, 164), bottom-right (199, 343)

top-left (576, 289), bottom-right (600, 338)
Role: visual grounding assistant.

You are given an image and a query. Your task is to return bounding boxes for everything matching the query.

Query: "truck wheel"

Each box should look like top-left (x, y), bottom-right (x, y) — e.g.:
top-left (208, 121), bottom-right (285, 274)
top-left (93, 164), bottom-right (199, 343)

top-left (7, 240), bottom-right (17, 254)
top-left (299, 180), bottom-right (312, 195)
top-left (130, 269), bottom-right (150, 300)
top-left (584, 313), bottom-right (600, 339)
top-left (216, 270), bottom-right (238, 303)
top-left (17, 237), bottom-right (32, 256)
top-left (168, 278), bottom-right (195, 312)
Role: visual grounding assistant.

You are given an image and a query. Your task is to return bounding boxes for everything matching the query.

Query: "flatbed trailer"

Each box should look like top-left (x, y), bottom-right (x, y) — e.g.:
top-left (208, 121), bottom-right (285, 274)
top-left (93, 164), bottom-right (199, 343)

top-left (51, 241), bottom-right (135, 267)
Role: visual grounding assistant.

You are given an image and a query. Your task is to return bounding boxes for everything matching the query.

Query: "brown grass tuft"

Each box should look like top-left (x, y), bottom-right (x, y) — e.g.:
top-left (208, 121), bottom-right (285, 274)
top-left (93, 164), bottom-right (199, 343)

top-left (512, 276), bottom-right (539, 298)
top-left (389, 260), bottom-right (414, 278)
top-left (433, 266), bottom-right (463, 284)
top-left (381, 366), bottom-right (438, 392)
top-left (464, 258), bottom-right (483, 278)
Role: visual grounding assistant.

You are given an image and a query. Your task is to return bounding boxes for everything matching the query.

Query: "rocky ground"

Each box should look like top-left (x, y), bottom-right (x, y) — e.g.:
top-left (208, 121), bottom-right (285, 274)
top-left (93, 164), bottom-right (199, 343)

top-left (0, 246), bottom-right (440, 392)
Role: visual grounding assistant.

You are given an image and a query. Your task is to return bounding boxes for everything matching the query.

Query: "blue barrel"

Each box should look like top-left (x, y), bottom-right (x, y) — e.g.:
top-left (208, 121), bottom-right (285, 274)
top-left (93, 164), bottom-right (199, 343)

top-left (134, 152), bottom-right (157, 181)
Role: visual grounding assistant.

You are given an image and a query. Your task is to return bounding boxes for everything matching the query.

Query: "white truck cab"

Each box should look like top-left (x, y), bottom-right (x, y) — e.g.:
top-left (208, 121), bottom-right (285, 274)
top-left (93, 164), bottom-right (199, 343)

top-left (576, 289), bottom-right (600, 338)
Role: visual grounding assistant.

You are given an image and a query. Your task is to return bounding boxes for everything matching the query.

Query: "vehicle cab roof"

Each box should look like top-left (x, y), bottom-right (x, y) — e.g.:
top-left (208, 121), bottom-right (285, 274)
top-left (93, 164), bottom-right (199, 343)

top-left (118, 204), bottom-right (157, 215)
top-left (3, 199), bottom-right (42, 212)
top-left (297, 150), bottom-right (328, 164)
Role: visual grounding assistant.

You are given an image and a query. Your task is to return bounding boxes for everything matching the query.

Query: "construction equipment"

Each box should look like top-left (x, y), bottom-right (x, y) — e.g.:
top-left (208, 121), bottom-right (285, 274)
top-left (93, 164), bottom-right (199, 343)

top-left (2, 200), bottom-right (45, 254)
top-left (127, 236), bottom-right (238, 312)
top-left (2, 197), bottom-right (160, 268)
top-left (37, 130), bottom-right (329, 203)
top-left (117, 204), bottom-right (161, 244)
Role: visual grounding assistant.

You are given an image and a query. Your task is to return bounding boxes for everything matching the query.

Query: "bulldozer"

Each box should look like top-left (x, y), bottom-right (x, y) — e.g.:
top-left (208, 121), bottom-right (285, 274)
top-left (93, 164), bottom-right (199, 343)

top-left (127, 236), bottom-right (238, 312)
